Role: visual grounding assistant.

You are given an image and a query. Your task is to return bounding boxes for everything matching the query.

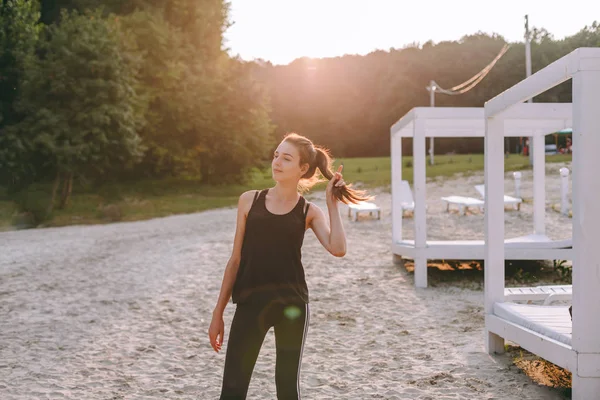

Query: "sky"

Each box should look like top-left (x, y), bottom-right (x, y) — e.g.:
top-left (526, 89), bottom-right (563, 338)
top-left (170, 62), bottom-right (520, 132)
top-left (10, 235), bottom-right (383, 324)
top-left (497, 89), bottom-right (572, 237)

top-left (225, 0), bottom-right (600, 65)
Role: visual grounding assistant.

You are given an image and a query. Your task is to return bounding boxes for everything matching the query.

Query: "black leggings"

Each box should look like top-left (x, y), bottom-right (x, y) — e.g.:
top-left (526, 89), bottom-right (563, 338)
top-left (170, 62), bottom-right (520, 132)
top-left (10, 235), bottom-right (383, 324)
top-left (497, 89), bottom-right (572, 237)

top-left (219, 301), bottom-right (310, 399)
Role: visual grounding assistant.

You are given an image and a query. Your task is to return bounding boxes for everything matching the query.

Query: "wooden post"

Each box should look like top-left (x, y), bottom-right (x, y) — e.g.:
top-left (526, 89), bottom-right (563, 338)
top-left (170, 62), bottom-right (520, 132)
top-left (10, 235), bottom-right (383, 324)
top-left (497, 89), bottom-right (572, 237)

top-left (571, 69), bottom-right (600, 399)
top-left (532, 133), bottom-right (546, 235)
top-left (484, 116), bottom-right (505, 354)
top-left (413, 116), bottom-right (427, 288)
top-left (560, 167), bottom-right (570, 216)
top-left (391, 131), bottom-right (403, 244)
top-left (513, 171), bottom-right (521, 199)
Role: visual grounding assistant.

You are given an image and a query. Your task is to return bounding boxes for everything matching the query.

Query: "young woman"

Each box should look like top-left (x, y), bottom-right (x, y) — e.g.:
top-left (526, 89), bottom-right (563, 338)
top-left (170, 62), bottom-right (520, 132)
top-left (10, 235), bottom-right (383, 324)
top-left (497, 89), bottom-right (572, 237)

top-left (208, 133), bottom-right (370, 399)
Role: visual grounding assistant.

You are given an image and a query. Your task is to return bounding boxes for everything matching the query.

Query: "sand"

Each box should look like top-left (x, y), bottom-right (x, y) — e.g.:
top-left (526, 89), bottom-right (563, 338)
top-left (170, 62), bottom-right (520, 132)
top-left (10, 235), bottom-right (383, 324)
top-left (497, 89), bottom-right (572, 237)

top-left (0, 164), bottom-right (572, 399)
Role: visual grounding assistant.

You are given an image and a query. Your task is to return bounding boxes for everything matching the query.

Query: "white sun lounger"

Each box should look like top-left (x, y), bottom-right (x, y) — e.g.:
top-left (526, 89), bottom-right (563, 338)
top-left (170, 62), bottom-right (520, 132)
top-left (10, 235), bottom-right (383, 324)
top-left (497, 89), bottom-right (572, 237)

top-left (504, 285), bottom-right (573, 305)
top-left (475, 184), bottom-right (522, 210)
top-left (492, 303), bottom-right (572, 346)
top-left (348, 180), bottom-right (418, 221)
top-left (441, 195), bottom-right (485, 215)
top-left (347, 201), bottom-right (381, 221)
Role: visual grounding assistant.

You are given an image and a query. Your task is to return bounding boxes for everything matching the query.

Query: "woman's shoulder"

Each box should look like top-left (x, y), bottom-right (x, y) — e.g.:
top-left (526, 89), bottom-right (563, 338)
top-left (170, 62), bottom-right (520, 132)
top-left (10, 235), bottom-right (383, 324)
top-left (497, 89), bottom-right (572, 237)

top-left (304, 200), bottom-right (324, 219)
top-left (238, 190), bottom-right (263, 213)
top-left (240, 189), bottom-right (262, 200)
top-left (238, 190), bottom-right (255, 201)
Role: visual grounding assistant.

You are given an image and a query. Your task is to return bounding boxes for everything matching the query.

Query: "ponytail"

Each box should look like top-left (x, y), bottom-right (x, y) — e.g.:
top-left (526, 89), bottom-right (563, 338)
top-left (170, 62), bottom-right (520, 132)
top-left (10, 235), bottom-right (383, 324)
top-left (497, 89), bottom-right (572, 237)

top-left (314, 147), bottom-right (372, 205)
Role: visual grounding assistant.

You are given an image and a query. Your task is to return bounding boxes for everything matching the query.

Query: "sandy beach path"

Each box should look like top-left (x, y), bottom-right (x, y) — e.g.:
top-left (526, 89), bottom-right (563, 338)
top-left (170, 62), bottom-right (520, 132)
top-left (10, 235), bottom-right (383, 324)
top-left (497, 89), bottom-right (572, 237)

top-left (0, 168), bottom-right (571, 399)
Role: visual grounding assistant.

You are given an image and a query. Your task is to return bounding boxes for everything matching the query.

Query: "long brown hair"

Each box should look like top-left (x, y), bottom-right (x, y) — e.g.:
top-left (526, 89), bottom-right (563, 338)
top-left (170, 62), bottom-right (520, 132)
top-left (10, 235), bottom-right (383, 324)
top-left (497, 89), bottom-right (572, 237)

top-left (282, 133), bottom-right (372, 205)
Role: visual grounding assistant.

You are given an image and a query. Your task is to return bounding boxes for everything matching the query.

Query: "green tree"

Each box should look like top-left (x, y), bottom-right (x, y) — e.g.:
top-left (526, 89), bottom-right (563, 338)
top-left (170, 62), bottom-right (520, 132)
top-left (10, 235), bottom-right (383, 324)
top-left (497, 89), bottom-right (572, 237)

top-left (118, 1), bottom-right (273, 182)
top-left (197, 57), bottom-right (275, 183)
top-left (35, 0), bottom-right (273, 184)
top-left (115, 8), bottom-right (197, 177)
top-left (0, 0), bottom-right (42, 187)
top-left (9, 9), bottom-right (146, 210)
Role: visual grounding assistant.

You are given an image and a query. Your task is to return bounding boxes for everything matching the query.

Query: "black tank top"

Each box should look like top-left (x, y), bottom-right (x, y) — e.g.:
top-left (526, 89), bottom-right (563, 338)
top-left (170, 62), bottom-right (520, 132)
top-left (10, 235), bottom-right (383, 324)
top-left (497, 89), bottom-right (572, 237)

top-left (232, 188), bottom-right (310, 305)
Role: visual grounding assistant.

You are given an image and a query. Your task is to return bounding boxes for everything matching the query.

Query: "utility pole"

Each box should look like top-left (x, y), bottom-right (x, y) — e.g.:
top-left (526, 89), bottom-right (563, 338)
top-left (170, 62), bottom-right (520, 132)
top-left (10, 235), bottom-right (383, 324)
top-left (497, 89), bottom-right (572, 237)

top-left (426, 80), bottom-right (436, 165)
top-left (525, 15), bottom-right (534, 165)
top-left (525, 16), bottom-right (532, 95)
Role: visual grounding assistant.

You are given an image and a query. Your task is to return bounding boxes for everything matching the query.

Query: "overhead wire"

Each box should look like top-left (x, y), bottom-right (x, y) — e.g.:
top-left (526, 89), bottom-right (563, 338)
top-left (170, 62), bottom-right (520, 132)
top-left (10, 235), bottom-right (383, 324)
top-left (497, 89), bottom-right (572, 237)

top-left (431, 43), bottom-right (510, 96)
top-left (446, 44), bottom-right (509, 91)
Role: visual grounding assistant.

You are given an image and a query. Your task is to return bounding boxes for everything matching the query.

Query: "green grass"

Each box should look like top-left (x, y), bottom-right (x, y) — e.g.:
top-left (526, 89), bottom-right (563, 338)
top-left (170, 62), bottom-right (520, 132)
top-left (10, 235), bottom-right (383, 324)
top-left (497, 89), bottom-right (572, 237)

top-left (0, 153), bottom-right (572, 229)
top-left (335, 153), bottom-right (572, 187)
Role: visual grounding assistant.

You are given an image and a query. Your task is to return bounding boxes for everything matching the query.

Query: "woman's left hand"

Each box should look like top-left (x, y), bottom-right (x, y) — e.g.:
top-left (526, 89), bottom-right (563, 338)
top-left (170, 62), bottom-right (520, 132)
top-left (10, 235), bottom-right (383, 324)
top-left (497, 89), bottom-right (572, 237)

top-left (326, 165), bottom-right (345, 203)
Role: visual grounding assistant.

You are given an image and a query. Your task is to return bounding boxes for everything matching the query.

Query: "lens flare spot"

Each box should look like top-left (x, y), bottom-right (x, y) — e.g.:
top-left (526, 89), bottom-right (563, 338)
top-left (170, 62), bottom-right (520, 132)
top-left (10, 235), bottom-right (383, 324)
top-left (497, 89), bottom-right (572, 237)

top-left (284, 305), bottom-right (301, 320)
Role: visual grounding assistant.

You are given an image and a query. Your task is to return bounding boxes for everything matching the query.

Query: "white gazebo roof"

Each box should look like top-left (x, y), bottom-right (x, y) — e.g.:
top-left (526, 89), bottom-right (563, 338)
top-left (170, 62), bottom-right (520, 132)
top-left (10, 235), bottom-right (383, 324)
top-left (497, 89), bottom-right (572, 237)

top-left (391, 103), bottom-right (572, 138)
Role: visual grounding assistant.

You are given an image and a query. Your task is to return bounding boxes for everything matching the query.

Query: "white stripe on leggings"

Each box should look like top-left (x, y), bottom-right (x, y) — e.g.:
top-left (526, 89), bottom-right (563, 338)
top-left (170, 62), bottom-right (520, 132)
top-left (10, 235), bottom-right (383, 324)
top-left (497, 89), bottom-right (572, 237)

top-left (297, 303), bottom-right (309, 399)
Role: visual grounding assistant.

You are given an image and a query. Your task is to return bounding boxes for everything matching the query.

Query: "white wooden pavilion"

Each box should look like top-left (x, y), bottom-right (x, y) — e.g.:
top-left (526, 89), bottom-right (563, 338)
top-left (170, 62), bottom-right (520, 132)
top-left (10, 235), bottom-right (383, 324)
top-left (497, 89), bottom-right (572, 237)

top-left (484, 48), bottom-right (600, 399)
top-left (390, 104), bottom-right (573, 288)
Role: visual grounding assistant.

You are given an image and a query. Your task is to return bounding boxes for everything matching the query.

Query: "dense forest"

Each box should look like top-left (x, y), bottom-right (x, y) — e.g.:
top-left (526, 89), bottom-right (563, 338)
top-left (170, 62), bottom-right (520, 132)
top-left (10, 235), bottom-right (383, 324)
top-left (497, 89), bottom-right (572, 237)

top-left (1, 0), bottom-right (273, 204)
top-left (0, 0), bottom-right (598, 212)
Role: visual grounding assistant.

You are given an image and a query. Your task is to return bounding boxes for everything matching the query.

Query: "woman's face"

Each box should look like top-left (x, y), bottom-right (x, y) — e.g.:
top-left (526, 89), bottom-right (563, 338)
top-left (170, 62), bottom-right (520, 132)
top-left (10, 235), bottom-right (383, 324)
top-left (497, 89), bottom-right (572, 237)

top-left (272, 140), bottom-right (308, 183)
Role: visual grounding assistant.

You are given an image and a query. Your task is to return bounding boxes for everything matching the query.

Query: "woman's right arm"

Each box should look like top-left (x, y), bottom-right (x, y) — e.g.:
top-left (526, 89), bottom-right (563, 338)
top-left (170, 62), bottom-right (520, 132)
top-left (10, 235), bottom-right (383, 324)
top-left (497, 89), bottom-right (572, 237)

top-left (208, 190), bottom-right (254, 352)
